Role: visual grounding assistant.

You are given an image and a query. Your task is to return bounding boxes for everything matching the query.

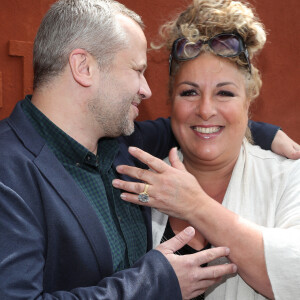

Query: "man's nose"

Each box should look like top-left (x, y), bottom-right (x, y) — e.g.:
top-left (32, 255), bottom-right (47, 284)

top-left (139, 75), bottom-right (152, 99)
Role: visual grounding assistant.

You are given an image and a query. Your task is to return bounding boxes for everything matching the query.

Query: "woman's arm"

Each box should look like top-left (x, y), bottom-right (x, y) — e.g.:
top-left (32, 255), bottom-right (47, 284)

top-left (250, 121), bottom-right (300, 159)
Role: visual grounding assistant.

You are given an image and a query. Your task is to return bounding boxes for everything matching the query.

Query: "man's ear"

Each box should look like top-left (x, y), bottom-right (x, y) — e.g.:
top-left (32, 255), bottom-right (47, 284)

top-left (69, 49), bottom-right (96, 87)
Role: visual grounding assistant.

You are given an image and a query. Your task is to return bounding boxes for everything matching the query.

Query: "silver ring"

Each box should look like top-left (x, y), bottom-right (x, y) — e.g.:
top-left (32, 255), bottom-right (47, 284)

top-left (138, 184), bottom-right (150, 203)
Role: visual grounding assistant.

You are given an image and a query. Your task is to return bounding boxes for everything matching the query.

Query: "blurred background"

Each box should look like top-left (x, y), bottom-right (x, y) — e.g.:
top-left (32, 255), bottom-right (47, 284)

top-left (0, 0), bottom-right (299, 140)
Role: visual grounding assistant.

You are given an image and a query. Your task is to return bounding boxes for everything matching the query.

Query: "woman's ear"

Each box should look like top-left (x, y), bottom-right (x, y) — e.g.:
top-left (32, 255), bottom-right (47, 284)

top-left (69, 49), bottom-right (96, 87)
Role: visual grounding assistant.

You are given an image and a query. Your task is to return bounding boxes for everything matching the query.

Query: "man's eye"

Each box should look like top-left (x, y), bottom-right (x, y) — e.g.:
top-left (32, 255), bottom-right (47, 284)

top-left (218, 90), bottom-right (234, 97)
top-left (134, 68), bottom-right (143, 74)
top-left (180, 89), bottom-right (197, 97)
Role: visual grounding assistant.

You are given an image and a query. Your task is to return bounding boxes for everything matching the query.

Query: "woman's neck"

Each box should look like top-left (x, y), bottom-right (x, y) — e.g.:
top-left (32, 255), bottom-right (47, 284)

top-left (169, 150), bottom-right (240, 250)
top-left (182, 153), bottom-right (239, 203)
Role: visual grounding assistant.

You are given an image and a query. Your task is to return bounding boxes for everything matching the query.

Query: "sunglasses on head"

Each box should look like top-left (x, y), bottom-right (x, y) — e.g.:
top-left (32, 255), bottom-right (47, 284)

top-left (169, 32), bottom-right (251, 75)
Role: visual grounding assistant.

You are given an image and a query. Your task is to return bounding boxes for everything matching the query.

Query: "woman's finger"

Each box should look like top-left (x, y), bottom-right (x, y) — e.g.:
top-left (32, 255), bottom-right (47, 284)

top-left (168, 147), bottom-right (186, 171)
top-left (120, 192), bottom-right (153, 205)
top-left (112, 179), bottom-right (146, 195)
top-left (112, 179), bottom-right (156, 206)
top-left (128, 147), bottom-right (169, 173)
top-left (116, 164), bottom-right (156, 183)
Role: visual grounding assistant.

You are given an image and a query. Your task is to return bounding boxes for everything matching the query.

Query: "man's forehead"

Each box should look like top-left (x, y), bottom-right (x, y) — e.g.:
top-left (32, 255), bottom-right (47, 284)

top-left (115, 13), bottom-right (144, 36)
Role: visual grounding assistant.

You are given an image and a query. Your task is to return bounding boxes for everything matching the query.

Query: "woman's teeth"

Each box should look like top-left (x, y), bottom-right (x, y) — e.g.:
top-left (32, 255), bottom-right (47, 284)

top-left (193, 126), bottom-right (221, 134)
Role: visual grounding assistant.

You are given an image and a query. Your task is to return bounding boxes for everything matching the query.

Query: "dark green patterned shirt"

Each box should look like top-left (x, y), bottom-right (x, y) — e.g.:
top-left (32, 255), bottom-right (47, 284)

top-left (22, 96), bottom-right (147, 272)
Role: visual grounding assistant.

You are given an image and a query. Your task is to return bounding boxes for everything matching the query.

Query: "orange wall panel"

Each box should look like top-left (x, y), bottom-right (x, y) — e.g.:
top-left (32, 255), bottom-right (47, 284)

top-left (0, 0), bottom-right (299, 141)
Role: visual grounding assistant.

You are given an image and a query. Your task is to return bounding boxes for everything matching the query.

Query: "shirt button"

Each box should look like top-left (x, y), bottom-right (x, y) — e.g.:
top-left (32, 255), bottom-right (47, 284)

top-left (76, 163), bottom-right (80, 167)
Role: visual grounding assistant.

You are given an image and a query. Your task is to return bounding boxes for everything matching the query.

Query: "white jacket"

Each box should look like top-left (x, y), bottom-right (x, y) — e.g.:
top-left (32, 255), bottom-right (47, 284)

top-left (152, 140), bottom-right (300, 300)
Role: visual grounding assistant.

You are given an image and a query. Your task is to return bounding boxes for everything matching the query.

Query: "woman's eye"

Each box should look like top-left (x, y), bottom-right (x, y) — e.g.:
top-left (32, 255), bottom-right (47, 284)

top-left (218, 90), bottom-right (234, 97)
top-left (180, 89), bottom-right (198, 97)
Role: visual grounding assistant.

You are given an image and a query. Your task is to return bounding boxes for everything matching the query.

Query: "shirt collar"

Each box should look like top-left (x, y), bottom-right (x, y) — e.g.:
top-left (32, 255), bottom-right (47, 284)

top-left (22, 95), bottom-right (120, 168)
top-left (98, 138), bottom-right (119, 173)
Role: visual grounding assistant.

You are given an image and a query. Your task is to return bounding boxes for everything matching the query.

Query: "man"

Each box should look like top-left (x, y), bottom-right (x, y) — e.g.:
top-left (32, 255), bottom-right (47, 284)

top-left (0, 0), bottom-right (237, 299)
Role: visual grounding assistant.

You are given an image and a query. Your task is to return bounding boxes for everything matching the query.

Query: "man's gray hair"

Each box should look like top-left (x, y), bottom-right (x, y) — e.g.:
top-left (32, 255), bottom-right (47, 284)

top-left (33, 0), bottom-right (144, 89)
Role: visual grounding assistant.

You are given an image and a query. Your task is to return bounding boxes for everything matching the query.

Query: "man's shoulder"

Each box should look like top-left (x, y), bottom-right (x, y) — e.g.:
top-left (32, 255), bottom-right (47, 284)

top-left (0, 115), bottom-right (32, 158)
top-left (0, 100), bottom-right (46, 158)
top-left (0, 115), bottom-right (11, 135)
top-left (0, 103), bottom-right (47, 183)
top-left (0, 117), bottom-right (24, 153)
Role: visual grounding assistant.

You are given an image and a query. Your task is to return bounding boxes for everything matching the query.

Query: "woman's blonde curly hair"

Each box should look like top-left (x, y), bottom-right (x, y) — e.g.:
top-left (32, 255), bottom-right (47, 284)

top-left (156, 0), bottom-right (267, 103)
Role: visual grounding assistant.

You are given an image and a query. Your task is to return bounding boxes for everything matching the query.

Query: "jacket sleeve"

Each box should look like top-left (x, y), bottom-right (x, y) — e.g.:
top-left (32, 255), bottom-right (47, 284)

top-left (261, 160), bottom-right (300, 299)
top-left (248, 120), bottom-right (281, 150)
top-left (0, 182), bottom-right (181, 300)
top-left (132, 118), bottom-right (178, 160)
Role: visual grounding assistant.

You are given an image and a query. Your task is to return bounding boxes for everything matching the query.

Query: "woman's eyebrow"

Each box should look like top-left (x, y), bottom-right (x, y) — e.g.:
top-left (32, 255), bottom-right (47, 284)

top-left (177, 81), bottom-right (199, 88)
top-left (216, 81), bottom-right (238, 88)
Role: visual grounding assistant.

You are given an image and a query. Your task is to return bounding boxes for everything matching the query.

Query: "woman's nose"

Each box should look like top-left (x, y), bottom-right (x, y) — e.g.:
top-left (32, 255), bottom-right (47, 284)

top-left (196, 97), bottom-right (217, 120)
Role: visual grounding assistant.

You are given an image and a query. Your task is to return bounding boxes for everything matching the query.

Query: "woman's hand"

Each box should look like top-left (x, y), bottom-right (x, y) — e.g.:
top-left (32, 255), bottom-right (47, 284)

top-left (271, 130), bottom-right (300, 159)
top-left (112, 147), bottom-right (210, 220)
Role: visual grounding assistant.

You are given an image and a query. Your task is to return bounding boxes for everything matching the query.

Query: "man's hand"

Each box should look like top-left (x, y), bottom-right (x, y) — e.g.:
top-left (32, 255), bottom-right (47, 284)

top-left (272, 130), bottom-right (300, 160)
top-left (156, 226), bottom-right (237, 300)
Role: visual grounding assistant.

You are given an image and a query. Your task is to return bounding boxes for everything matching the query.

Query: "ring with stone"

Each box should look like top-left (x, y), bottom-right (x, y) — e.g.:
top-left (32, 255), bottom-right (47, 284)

top-left (138, 184), bottom-right (150, 203)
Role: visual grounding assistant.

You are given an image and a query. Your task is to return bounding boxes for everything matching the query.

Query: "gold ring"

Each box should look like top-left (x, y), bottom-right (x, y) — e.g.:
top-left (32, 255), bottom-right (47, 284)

top-left (138, 184), bottom-right (150, 203)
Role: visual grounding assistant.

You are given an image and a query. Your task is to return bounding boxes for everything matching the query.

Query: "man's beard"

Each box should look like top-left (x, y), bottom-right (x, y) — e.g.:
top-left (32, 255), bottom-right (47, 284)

top-left (88, 93), bottom-right (140, 138)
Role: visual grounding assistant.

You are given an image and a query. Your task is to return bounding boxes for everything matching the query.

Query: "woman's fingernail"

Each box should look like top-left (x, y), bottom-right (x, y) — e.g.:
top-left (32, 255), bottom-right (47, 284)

top-left (226, 248), bottom-right (230, 255)
top-left (120, 193), bottom-right (126, 200)
top-left (112, 179), bottom-right (119, 187)
top-left (116, 166), bottom-right (123, 172)
top-left (129, 146), bottom-right (137, 152)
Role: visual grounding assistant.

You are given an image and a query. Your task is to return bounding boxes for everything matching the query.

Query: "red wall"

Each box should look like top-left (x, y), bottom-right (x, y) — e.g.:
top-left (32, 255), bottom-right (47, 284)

top-left (0, 0), bottom-right (299, 141)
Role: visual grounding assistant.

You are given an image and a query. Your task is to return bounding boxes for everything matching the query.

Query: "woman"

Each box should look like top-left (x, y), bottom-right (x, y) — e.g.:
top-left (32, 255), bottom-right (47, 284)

top-left (112, 0), bottom-right (300, 299)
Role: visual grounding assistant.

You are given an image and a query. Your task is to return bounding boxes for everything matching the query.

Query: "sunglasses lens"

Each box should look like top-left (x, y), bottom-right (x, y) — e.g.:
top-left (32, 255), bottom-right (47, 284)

top-left (175, 39), bottom-right (202, 60)
top-left (170, 34), bottom-right (250, 74)
top-left (210, 35), bottom-right (240, 56)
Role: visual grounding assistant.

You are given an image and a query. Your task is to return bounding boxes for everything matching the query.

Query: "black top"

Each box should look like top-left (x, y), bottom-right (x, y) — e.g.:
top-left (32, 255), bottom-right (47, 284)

top-left (161, 220), bottom-right (211, 300)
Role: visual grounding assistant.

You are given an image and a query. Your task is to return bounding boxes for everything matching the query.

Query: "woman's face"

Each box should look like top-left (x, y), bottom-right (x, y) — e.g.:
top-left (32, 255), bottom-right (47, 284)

top-left (171, 53), bottom-right (249, 166)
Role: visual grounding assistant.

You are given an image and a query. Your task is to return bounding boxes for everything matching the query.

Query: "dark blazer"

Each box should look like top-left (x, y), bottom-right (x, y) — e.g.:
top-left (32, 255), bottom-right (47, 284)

top-left (0, 101), bottom-right (180, 299)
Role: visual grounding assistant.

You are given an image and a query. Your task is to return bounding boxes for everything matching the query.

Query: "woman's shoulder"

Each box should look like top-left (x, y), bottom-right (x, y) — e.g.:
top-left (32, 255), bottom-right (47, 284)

top-left (243, 139), bottom-right (300, 172)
